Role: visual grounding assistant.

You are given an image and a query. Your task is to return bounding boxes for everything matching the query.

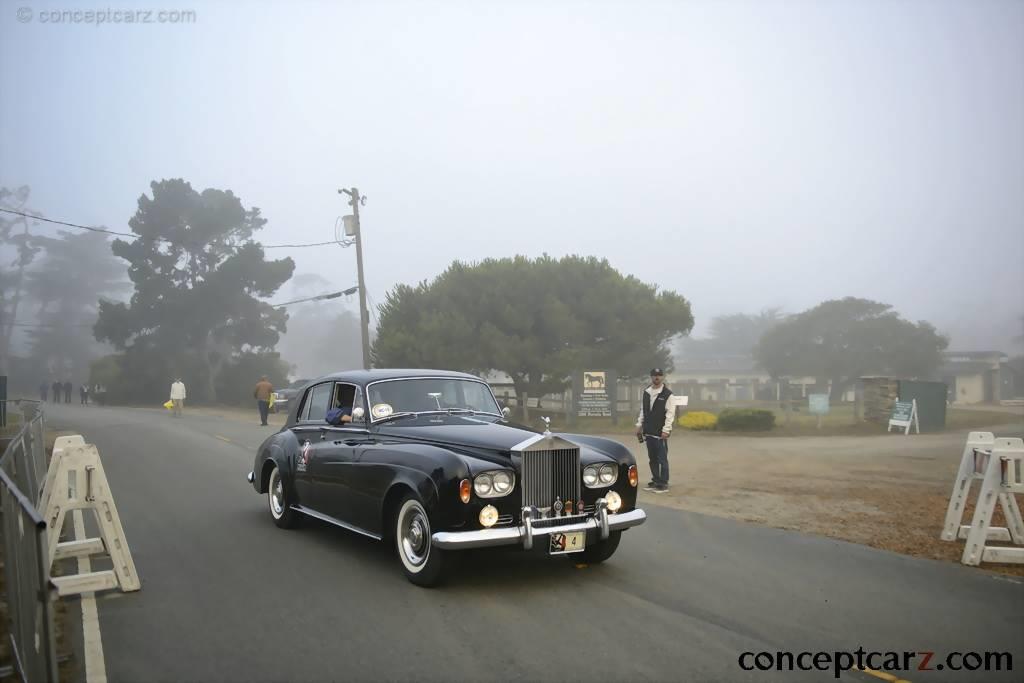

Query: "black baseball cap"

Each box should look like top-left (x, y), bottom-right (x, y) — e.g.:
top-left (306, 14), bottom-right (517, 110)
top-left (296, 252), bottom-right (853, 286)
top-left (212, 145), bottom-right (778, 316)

top-left (650, 368), bottom-right (664, 376)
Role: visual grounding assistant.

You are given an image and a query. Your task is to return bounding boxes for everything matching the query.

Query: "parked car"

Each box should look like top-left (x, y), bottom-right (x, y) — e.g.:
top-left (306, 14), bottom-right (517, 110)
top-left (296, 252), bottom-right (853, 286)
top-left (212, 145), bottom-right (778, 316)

top-left (247, 369), bottom-right (646, 586)
top-left (271, 378), bottom-right (311, 413)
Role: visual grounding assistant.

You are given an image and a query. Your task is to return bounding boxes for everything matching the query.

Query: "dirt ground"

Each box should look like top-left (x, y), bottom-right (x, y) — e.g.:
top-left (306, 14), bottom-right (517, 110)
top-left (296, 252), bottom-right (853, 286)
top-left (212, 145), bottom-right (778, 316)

top-left (613, 413), bottom-right (1024, 576)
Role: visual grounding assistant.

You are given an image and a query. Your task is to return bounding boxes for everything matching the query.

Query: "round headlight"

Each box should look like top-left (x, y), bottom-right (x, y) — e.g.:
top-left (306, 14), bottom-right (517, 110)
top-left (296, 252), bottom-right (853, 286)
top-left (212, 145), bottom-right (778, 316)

top-left (479, 504), bottom-right (499, 528)
top-left (599, 464), bottom-right (617, 485)
top-left (605, 490), bottom-right (622, 513)
top-left (492, 471), bottom-right (513, 494)
top-left (473, 474), bottom-right (493, 497)
top-left (583, 466), bottom-right (599, 486)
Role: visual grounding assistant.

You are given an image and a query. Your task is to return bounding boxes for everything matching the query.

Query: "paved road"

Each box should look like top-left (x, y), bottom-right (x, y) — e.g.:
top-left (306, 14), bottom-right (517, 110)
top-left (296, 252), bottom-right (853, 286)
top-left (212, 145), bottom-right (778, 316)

top-left (41, 403), bottom-right (1024, 683)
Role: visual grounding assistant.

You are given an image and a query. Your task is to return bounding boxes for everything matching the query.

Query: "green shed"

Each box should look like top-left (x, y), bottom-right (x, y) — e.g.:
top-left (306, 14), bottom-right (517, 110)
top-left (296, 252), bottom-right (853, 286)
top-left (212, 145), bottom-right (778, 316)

top-left (897, 380), bottom-right (948, 432)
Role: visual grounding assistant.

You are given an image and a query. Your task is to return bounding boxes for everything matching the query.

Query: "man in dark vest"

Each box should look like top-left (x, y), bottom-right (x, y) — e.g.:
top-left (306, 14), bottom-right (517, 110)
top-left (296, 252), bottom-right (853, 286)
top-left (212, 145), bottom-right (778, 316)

top-left (634, 368), bottom-right (675, 493)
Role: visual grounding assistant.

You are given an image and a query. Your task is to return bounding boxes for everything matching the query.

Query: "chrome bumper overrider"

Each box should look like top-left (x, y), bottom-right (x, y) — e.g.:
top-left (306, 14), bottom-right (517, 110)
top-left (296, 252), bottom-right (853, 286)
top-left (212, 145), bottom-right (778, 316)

top-left (431, 501), bottom-right (647, 551)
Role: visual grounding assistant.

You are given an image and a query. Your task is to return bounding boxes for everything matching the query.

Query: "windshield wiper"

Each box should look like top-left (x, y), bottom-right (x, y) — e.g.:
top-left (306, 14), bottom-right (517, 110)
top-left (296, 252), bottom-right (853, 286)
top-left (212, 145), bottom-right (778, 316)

top-left (375, 412), bottom-right (419, 425)
top-left (445, 408), bottom-right (476, 415)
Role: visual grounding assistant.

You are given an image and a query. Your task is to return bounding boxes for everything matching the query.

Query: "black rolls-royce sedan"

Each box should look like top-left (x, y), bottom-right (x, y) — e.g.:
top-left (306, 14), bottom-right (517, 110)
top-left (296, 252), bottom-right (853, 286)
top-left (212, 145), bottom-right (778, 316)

top-left (247, 369), bottom-right (646, 586)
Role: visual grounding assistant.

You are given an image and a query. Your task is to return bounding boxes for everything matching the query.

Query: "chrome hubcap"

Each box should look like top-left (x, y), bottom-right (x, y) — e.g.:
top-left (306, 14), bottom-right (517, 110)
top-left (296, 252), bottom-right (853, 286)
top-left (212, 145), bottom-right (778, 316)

top-left (400, 507), bottom-right (429, 567)
top-left (269, 471), bottom-right (284, 517)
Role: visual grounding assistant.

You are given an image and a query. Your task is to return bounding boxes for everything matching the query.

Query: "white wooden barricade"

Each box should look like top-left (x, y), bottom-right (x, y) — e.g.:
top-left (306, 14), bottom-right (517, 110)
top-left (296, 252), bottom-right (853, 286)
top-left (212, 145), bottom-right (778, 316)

top-left (39, 435), bottom-right (141, 596)
top-left (941, 432), bottom-right (1000, 542)
top-left (960, 437), bottom-right (1024, 566)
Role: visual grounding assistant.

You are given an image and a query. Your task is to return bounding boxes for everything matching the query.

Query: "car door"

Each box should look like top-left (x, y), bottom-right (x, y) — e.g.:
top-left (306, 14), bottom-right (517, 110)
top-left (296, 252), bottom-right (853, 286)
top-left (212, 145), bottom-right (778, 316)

top-left (314, 428), bottom-right (374, 524)
top-left (312, 383), bottom-right (371, 524)
top-left (290, 381), bottom-right (334, 509)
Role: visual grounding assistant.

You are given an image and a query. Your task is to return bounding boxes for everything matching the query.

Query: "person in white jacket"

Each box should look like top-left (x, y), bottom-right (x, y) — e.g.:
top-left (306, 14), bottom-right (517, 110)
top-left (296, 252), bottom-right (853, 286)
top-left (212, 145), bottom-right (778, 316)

top-left (170, 378), bottom-right (186, 418)
top-left (634, 368), bottom-right (675, 493)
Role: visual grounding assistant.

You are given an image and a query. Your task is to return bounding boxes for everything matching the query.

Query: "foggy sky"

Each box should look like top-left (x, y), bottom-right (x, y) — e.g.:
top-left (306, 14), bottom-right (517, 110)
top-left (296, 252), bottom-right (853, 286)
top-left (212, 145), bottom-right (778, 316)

top-left (2, 0), bottom-right (1022, 353)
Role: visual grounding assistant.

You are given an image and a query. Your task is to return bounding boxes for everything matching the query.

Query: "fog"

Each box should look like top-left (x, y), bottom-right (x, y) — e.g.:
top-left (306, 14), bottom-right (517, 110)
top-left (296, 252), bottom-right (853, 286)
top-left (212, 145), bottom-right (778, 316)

top-left (2, 0), bottom-right (1022, 359)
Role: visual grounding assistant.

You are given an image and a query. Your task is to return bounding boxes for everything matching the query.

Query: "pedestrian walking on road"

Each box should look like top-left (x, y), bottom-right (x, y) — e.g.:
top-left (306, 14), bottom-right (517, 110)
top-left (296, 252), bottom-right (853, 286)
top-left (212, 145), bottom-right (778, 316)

top-left (80, 384), bottom-right (90, 405)
top-left (39, 382), bottom-right (48, 402)
top-left (634, 368), bottom-right (675, 493)
top-left (51, 381), bottom-right (61, 403)
top-left (170, 378), bottom-right (186, 418)
top-left (63, 380), bottom-right (72, 404)
top-left (254, 376), bottom-right (274, 426)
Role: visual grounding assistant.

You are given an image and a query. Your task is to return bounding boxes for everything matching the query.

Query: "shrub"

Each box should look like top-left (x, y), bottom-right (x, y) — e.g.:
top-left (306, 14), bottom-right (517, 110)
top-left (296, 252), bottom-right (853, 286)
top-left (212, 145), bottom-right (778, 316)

top-left (679, 411), bottom-right (717, 430)
top-left (716, 408), bottom-right (776, 432)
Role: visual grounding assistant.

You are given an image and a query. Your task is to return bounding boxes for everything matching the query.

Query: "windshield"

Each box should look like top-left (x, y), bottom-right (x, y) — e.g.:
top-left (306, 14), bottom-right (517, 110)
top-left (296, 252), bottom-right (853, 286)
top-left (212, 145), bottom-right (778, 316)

top-left (366, 378), bottom-right (501, 421)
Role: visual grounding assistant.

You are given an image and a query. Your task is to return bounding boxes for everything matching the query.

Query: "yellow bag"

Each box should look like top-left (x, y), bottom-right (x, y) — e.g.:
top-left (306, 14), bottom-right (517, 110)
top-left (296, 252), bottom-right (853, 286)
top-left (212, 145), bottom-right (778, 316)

top-left (268, 392), bottom-right (276, 409)
top-left (164, 400), bottom-right (174, 410)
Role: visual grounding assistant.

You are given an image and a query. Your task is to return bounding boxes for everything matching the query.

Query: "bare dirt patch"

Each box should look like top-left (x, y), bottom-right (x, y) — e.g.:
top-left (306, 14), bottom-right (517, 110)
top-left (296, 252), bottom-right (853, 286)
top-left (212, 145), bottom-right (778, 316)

top-left (611, 415), bottom-right (1024, 576)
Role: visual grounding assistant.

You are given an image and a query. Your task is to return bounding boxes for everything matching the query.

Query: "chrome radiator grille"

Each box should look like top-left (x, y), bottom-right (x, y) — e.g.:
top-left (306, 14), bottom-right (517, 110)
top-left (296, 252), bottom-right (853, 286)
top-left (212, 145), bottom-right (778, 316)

top-left (520, 447), bottom-right (581, 511)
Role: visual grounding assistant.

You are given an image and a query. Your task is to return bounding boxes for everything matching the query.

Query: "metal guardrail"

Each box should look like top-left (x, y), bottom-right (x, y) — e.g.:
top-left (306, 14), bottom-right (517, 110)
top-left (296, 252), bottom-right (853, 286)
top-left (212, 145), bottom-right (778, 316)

top-left (0, 401), bottom-right (59, 683)
top-left (0, 401), bottom-right (47, 505)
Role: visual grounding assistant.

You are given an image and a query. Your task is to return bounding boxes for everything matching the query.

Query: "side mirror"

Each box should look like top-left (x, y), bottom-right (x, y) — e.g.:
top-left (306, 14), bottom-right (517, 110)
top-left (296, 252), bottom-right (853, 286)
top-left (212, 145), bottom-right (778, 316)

top-left (501, 406), bottom-right (511, 418)
top-left (352, 407), bottom-right (365, 420)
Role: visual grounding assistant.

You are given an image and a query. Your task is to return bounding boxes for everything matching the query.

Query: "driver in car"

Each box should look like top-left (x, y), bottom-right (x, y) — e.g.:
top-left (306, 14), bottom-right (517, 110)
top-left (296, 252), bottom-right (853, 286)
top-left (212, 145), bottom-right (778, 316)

top-left (326, 407), bottom-right (353, 426)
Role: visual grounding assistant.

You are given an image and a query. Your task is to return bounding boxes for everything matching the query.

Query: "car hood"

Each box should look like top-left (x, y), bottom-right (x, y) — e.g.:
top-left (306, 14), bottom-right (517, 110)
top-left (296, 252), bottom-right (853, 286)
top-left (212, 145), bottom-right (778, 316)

top-left (378, 416), bottom-right (618, 466)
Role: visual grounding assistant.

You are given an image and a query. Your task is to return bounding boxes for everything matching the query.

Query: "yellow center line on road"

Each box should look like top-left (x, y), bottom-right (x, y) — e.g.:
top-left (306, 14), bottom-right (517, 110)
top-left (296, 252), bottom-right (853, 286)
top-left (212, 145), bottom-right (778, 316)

top-left (858, 667), bottom-right (912, 683)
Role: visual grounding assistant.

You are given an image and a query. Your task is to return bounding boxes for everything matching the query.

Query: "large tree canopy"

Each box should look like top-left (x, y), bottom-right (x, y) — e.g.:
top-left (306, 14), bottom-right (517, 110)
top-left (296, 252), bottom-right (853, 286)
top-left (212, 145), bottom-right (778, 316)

top-left (95, 179), bottom-right (294, 402)
top-left (754, 297), bottom-right (948, 399)
top-left (373, 255), bottom-right (694, 415)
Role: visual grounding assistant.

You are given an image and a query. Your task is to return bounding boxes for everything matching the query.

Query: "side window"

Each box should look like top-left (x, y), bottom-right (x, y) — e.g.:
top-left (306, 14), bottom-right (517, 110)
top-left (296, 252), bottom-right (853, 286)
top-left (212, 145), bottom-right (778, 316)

top-left (302, 383), bottom-right (333, 422)
top-left (333, 384), bottom-right (355, 412)
top-left (331, 383), bottom-right (365, 426)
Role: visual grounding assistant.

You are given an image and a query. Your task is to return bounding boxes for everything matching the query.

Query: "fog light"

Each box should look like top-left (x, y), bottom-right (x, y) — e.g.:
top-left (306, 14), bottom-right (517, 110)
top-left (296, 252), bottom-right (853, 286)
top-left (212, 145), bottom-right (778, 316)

top-left (628, 465), bottom-right (638, 487)
top-left (459, 479), bottom-right (471, 504)
top-left (479, 504), bottom-right (499, 527)
top-left (605, 491), bottom-right (622, 513)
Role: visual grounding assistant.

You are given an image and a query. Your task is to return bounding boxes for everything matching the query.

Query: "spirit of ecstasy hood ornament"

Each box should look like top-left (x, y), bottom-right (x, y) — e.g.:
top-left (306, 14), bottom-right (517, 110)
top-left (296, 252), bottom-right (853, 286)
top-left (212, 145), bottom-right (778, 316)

top-left (541, 416), bottom-right (551, 435)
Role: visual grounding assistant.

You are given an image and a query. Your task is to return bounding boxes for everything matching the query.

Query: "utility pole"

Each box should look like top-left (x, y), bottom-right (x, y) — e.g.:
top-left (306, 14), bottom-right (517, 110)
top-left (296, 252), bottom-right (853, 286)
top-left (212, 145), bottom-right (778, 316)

top-left (340, 187), bottom-right (372, 370)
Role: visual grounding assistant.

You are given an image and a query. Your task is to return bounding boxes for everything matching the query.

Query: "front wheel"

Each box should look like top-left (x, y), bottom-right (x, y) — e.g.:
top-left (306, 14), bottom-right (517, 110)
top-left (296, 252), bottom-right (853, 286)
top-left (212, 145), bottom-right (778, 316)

top-left (578, 530), bottom-right (622, 564)
top-left (267, 464), bottom-right (300, 529)
top-left (394, 495), bottom-right (448, 587)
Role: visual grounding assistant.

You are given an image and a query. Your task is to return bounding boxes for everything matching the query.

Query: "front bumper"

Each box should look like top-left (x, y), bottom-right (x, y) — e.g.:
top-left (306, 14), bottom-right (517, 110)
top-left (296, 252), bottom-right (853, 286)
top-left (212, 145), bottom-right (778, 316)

top-left (431, 501), bottom-right (646, 551)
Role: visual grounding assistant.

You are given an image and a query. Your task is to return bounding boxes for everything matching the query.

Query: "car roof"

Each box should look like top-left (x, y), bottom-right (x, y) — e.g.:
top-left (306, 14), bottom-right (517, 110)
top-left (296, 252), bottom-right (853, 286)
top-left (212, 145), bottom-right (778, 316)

top-left (314, 368), bottom-right (484, 385)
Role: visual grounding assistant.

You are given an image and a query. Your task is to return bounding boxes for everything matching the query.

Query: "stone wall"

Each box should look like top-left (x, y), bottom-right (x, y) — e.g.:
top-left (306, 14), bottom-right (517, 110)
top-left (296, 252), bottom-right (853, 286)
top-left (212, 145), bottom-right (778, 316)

top-left (862, 377), bottom-right (899, 423)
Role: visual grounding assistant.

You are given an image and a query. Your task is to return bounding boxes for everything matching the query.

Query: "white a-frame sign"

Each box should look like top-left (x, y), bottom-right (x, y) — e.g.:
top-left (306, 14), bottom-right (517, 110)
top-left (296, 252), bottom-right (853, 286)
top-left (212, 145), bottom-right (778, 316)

top-left (887, 398), bottom-right (920, 435)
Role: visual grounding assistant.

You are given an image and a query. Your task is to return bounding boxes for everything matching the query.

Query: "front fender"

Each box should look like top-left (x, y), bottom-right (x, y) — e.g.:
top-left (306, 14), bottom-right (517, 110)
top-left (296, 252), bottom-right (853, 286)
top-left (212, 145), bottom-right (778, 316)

top-left (253, 434), bottom-right (298, 493)
top-left (368, 443), bottom-right (493, 535)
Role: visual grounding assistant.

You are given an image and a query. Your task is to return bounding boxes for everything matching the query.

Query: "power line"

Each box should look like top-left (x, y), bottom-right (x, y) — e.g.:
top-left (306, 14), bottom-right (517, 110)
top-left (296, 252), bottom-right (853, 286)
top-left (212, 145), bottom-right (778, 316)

top-left (272, 287), bottom-right (358, 308)
top-left (0, 208), bottom-right (341, 249)
top-left (7, 322), bottom-right (95, 328)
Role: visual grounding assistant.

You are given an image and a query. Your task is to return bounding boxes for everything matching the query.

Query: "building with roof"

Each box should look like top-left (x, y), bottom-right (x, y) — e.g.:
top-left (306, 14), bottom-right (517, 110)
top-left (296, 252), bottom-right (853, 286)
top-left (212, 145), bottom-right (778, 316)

top-left (939, 351), bottom-right (1019, 404)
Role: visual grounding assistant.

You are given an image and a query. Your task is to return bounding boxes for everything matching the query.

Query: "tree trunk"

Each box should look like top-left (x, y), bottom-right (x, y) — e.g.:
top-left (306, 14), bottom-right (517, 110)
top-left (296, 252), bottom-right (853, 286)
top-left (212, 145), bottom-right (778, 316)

top-left (829, 376), bottom-right (850, 403)
top-left (510, 375), bottom-right (529, 423)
